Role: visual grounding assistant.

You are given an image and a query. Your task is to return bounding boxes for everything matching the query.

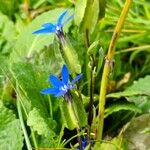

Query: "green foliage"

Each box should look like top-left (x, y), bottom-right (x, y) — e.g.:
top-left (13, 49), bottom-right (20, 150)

top-left (107, 75), bottom-right (150, 98)
top-left (92, 137), bottom-right (127, 150)
top-left (0, 0), bottom-right (18, 18)
top-left (0, 101), bottom-right (23, 150)
top-left (105, 102), bottom-right (142, 118)
top-left (0, 0), bottom-right (150, 149)
top-left (10, 8), bottom-right (73, 62)
top-left (74, 0), bottom-right (87, 26)
top-left (0, 12), bottom-right (16, 55)
top-left (27, 108), bottom-right (56, 138)
top-left (74, 0), bottom-right (106, 32)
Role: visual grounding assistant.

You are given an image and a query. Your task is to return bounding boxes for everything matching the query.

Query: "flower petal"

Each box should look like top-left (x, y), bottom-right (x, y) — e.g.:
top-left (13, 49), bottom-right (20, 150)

top-left (62, 65), bottom-right (69, 85)
top-left (71, 74), bottom-right (83, 85)
top-left (49, 75), bottom-right (64, 88)
top-left (32, 23), bottom-right (56, 34)
top-left (55, 91), bottom-right (65, 97)
top-left (42, 23), bottom-right (55, 29)
top-left (57, 10), bottom-right (68, 27)
top-left (63, 14), bottom-right (74, 26)
top-left (40, 87), bottom-right (59, 95)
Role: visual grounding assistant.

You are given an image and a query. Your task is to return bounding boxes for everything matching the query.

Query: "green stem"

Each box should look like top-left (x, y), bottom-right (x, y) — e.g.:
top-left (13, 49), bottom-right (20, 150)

top-left (16, 85), bottom-right (38, 149)
top-left (17, 99), bottom-right (32, 150)
top-left (96, 0), bottom-right (133, 141)
top-left (48, 95), bottom-right (53, 119)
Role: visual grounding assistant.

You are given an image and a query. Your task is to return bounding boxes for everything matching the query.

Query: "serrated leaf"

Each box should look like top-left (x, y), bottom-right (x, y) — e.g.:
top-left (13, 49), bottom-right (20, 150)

top-left (10, 62), bottom-right (49, 115)
top-left (107, 75), bottom-right (150, 98)
top-left (10, 8), bottom-right (73, 62)
top-left (105, 102), bottom-right (142, 118)
top-left (27, 108), bottom-right (56, 138)
top-left (0, 101), bottom-right (23, 150)
top-left (74, 0), bottom-right (87, 26)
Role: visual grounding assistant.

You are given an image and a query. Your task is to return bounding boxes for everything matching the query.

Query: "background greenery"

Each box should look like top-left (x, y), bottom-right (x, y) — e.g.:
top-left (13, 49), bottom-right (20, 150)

top-left (0, 0), bottom-right (150, 149)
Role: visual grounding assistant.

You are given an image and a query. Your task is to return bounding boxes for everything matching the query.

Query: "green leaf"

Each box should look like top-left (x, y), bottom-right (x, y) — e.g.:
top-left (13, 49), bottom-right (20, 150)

top-left (105, 102), bottom-right (142, 118)
top-left (87, 40), bottom-right (99, 56)
top-left (107, 75), bottom-right (150, 98)
top-left (99, 0), bottom-right (106, 19)
top-left (80, 0), bottom-right (99, 33)
top-left (0, 0), bottom-right (18, 17)
top-left (124, 114), bottom-right (150, 150)
top-left (10, 62), bottom-right (62, 146)
top-left (27, 108), bottom-right (56, 138)
top-left (0, 101), bottom-right (23, 150)
top-left (10, 8), bottom-right (73, 62)
top-left (126, 96), bottom-right (150, 113)
top-left (10, 62), bottom-right (49, 114)
top-left (92, 137), bottom-right (128, 150)
top-left (74, 0), bottom-right (87, 26)
top-left (0, 12), bottom-right (17, 54)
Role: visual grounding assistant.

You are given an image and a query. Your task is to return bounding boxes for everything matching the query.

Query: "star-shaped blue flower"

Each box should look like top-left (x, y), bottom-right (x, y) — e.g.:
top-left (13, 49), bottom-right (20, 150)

top-left (32, 10), bottom-right (73, 36)
top-left (41, 65), bottom-right (83, 99)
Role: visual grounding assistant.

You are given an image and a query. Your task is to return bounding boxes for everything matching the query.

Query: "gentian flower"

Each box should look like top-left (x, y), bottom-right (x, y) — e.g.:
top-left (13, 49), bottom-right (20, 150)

top-left (41, 64), bottom-right (83, 101)
top-left (32, 10), bottom-right (73, 38)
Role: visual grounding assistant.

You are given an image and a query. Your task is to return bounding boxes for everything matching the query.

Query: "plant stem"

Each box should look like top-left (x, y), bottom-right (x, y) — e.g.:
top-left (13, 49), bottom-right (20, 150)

top-left (17, 99), bottom-right (32, 150)
top-left (96, 0), bottom-right (133, 141)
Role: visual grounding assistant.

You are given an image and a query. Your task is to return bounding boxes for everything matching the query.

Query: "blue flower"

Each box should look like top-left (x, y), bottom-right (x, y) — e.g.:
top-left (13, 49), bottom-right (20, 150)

top-left (32, 10), bottom-right (73, 36)
top-left (76, 138), bottom-right (88, 150)
top-left (40, 65), bottom-right (83, 99)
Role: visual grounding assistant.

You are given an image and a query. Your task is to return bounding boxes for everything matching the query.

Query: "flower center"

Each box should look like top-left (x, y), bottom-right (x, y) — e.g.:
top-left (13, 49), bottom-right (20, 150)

top-left (60, 85), bottom-right (68, 93)
top-left (56, 26), bottom-right (61, 32)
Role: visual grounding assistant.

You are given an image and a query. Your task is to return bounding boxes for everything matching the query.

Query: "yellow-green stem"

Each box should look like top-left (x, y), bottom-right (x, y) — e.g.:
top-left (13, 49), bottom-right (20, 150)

top-left (96, 0), bottom-right (133, 140)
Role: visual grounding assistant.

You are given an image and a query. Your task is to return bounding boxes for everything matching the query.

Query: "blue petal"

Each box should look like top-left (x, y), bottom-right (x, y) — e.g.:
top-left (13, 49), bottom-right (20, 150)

top-left (42, 23), bottom-right (55, 28)
top-left (49, 75), bottom-right (64, 88)
top-left (63, 14), bottom-right (74, 26)
top-left (62, 65), bottom-right (69, 85)
top-left (55, 91), bottom-right (65, 97)
top-left (32, 23), bottom-right (56, 34)
top-left (40, 87), bottom-right (59, 95)
top-left (32, 28), bottom-right (55, 34)
top-left (57, 10), bottom-right (68, 27)
top-left (71, 74), bottom-right (83, 85)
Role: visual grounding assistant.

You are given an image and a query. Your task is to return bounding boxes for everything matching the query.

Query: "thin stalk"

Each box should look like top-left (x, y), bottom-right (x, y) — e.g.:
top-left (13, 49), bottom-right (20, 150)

top-left (88, 55), bottom-right (95, 126)
top-left (96, 0), bottom-right (133, 140)
top-left (115, 45), bottom-right (150, 55)
top-left (84, 29), bottom-right (95, 127)
top-left (16, 85), bottom-right (38, 149)
top-left (48, 95), bottom-right (53, 119)
top-left (17, 99), bottom-right (32, 150)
